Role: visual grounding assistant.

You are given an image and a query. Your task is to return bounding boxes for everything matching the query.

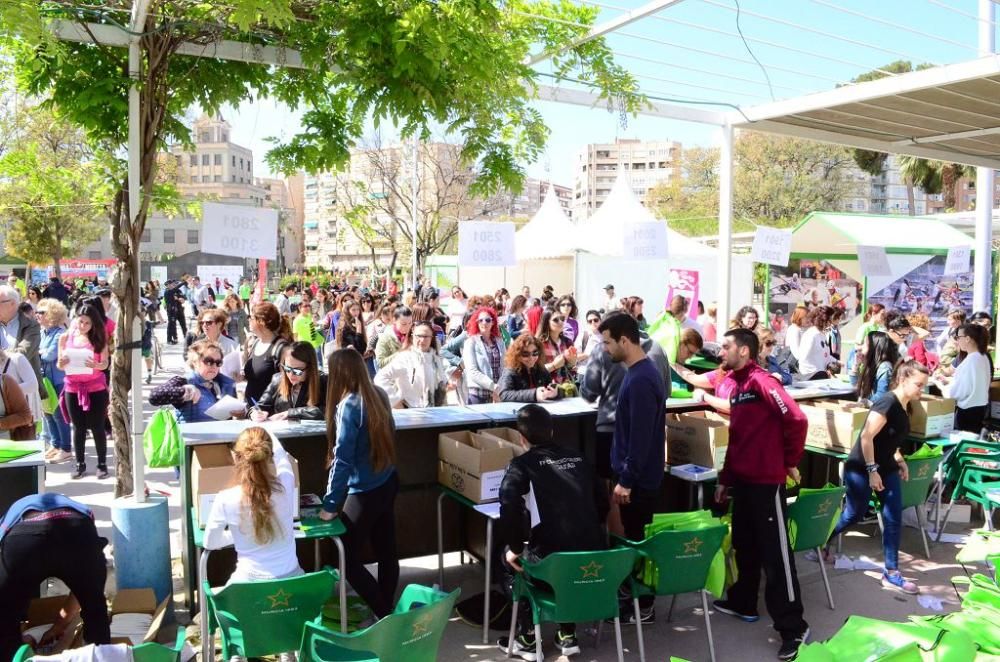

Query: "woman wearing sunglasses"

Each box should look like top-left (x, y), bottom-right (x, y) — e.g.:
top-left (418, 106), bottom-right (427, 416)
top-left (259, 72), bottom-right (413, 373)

top-left (150, 339), bottom-right (240, 424)
top-left (462, 306), bottom-right (506, 404)
top-left (757, 328), bottom-right (792, 386)
top-left (554, 295), bottom-right (580, 343)
top-left (374, 322), bottom-right (449, 408)
top-left (536, 308), bottom-right (577, 385)
top-left (248, 341), bottom-right (326, 422)
top-left (185, 308), bottom-right (239, 359)
top-left (497, 335), bottom-right (558, 403)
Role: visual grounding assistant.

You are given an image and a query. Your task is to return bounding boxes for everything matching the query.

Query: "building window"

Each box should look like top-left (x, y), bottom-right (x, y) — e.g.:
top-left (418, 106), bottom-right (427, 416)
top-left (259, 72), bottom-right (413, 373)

top-left (163, 229), bottom-right (175, 243)
top-left (141, 229), bottom-right (151, 242)
top-left (232, 175), bottom-right (236, 182)
top-left (188, 229), bottom-right (199, 243)
top-left (201, 154), bottom-right (209, 165)
top-left (201, 175), bottom-right (210, 183)
top-left (232, 155), bottom-right (236, 167)
top-left (189, 154), bottom-right (197, 166)
top-left (190, 176), bottom-right (196, 184)
top-left (88, 251), bottom-right (102, 259)
top-left (200, 131), bottom-right (211, 142)
top-left (214, 154), bottom-right (222, 165)
top-left (240, 158), bottom-right (244, 170)
top-left (222, 132), bottom-right (228, 142)
top-left (214, 175), bottom-right (222, 182)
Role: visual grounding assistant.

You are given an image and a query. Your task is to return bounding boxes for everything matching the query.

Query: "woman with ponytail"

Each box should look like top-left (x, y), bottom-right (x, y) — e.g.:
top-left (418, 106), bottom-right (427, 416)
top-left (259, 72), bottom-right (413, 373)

top-left (204, 426), bottom-right (302, 583)
top-left (320, 349), bottom-right (399, 618)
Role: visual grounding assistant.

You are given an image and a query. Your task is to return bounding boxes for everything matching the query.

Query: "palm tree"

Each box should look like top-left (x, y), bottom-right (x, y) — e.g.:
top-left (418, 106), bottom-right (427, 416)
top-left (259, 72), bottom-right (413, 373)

top-left (941, 163), bottom-right (976, 211)
top-left (897, 156), bottom-right (941, 215)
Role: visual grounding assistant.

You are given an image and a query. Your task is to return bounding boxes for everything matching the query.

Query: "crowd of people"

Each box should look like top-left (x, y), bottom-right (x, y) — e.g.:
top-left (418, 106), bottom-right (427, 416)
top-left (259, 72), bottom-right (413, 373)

top-left (5, 266), bottom-right (998, 661)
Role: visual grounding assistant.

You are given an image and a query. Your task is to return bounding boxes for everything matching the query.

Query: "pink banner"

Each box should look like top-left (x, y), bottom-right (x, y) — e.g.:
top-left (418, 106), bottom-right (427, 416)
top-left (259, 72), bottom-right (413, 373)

top-left (666, 269), bottom-right (700, 321)
top-left (252, 258), bottom-right (267, 307)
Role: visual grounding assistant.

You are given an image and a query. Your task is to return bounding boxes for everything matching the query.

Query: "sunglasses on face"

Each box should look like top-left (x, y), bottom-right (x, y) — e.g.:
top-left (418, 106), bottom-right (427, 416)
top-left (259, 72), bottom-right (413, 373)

top-left (520, 351), bottom-right (540, 358)
top-left (764, 340), bottom-right (776, 347)
top-left (477, 317), bottom-right (493, 324)
top-left (201, 357), bottom-right (223, 367)
top-left (551, 317), bottom-right (565, 324)
top-left (559, 302), bottom-right (572, 308)
top-left (587, 317), bottom-right (600, 324)
top-left (282, 364), bottom-right (306, 376)
top-left (201, 320), bottom-right (217, 326)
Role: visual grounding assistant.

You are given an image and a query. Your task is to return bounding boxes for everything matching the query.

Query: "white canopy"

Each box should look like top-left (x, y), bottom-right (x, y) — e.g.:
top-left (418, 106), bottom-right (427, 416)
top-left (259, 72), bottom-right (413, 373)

top-left (577, 172), bottom-right (713, 257)
top-left (514, 184), bottom-right (577, 260)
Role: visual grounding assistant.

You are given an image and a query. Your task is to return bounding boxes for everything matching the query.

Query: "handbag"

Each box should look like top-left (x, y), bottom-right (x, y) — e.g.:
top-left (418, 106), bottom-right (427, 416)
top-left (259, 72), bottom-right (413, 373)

top-left (41, 377), bottom-right (59, 416)
top-left (0, 375), bottom-right (36, 441)
top-left (143, 407), bottom-right (182, 468)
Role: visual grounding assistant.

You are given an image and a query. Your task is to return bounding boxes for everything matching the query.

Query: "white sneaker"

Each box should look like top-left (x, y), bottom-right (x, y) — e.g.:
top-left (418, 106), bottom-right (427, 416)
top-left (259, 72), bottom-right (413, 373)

top-left (47, 450), bottom-right (73, 464)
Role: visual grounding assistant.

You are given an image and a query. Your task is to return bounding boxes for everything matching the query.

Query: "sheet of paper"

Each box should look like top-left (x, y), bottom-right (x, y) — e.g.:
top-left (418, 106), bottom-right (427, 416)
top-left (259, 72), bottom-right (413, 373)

top-left (473, 501), bottom-right (500, 519)
top-left (944, 245), bottom-right (971, 276)
top-left (204, 395), bottom-right (245, 421)
top-left (221, 350), bottom-right (242, 380)
top-left (857, 245), bottom-right (892, 278)
top-left (526, 482), bottom-right (541, 528)
top-left (63, 347), bottom-right (93, 375)
top-left (750, 226), bottom-right (792, 267)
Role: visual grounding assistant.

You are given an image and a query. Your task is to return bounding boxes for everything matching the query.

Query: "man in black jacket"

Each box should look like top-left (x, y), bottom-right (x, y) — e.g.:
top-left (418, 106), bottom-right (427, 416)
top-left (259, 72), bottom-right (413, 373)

top-left (163, 280), bottom-right (187, 345)
top-left (497, 404), bottom-right (608, 660)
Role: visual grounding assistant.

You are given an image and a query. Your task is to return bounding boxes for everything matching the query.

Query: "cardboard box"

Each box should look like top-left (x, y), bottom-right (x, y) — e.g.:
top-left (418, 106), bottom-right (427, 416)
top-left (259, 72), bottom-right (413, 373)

top-left (477, 427), bottom-right (528, 457)
top-left (908, 396), bottom-right (956, 439)
top-left (665, 411), bottom-right (729, 470)
top-left (800, 401), bottom-right (869, 452)
top-left (109, 588), bottom-right (169, 646)
top-left (438, 431), bottom-right (515, 503)
top-left (21, 595), bottom-right (83, 654)
top-left (192, 443), bottom-right (300, 527)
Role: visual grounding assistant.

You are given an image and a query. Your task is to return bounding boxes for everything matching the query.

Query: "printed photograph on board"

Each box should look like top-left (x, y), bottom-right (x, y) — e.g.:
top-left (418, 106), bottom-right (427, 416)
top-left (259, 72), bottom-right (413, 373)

top-left (768, 259), bottom-right (863, 343)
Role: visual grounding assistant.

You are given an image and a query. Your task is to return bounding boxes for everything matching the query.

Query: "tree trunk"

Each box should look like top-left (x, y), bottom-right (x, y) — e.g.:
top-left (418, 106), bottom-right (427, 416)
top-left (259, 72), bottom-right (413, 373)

top-left (906, 181), bottom-right (916, 216)
top-left (52, 232), bottom-right (62, 279)
top-left (943, 165), bottom-right (957, 211)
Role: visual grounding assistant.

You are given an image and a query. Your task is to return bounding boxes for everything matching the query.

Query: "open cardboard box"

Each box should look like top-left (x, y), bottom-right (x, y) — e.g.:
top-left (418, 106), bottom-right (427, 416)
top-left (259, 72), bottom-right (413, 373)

top-left (20, 595), bottom-right (83, 655)
top-left (477, 426), bottom-right (528, 457)
top-left (665, 411), bottom-right (729, 469)
top-left (109, 588), bottom-right (169, 646)
top-left (438, 430), bottom-right (515, 503)
top-left (192, 443), bottom-right (300, 527)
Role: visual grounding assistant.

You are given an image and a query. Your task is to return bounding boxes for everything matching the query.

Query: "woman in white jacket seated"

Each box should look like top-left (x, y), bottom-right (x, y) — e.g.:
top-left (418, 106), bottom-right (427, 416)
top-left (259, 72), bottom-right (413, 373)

top-left (204, 426), bottom-right (302, 583)
top-left (374, 321), bottom-right (449, 408)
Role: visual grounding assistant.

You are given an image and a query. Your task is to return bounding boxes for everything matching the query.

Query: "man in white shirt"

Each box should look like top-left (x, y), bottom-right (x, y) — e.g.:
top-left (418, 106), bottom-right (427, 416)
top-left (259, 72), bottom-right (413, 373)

top-left (192, 277), bottom-right (213, 312)
top-left (602, 284), bottom-right (618, 313)
top-left (274, 284), bottom-right (295, 316)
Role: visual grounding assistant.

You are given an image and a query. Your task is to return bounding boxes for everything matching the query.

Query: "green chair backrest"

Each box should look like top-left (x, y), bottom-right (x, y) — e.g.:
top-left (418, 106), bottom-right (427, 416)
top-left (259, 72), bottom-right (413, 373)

top-left (786, 486), bottom-right (846, 551)
top-left (899, 455), bottom-right (940, 510)
top-left (206, 569), bottom-right (336, 659)
top-left (300, 585), bottom-right (459, 662)
top-left (132, 629), bottom-right (186, 662)
top-left (11, 645), bottom-right (32, 662)
top-left (523, 547), bottom-right (637, 623)
top-left (299, 625), bottom-right (380, 662)
top-left (630, 524), bottom-right (727, 596)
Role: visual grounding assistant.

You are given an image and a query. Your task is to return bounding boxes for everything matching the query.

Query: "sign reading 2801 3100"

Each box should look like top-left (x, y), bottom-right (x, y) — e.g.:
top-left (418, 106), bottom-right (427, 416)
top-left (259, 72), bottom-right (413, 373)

top-left (200, 202), bottom-right (279, 260)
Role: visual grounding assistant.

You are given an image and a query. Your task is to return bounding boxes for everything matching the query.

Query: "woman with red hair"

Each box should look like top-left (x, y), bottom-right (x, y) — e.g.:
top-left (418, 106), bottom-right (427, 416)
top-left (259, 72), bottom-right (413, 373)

top-left (462, 306), bottom-right (507, 404)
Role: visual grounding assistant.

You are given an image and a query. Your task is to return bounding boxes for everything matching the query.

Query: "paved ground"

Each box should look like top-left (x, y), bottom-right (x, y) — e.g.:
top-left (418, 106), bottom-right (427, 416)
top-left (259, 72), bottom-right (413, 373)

top-left (42, 324), bottom-right (978, 661)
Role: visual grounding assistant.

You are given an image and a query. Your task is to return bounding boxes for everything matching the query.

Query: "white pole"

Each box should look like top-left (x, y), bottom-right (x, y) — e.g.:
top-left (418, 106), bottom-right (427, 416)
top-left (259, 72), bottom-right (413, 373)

top-left (411, 138), bottom-right (419, 289)
top-left (717, 124), bottom-right (734, 329)
top-left (974, 0), bottom-right (995, 313)
top-left (128, 0), bottom-right (149, 502)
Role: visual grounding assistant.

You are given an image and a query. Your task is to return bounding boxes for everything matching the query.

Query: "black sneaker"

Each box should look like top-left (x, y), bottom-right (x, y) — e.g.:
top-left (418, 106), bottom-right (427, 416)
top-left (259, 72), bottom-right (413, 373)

top-left (554, 630), bottom-right (580, 656)
top-left (71, 465), bottom-right (86, 480)
top-left (612, 604), bottom-right (655, 625)
top-left (712, 599), bottom-right (760, 623)
top-left (777, 627), bottom-right (810, 660)
top-left (497, 634), bottom-right (538, 661)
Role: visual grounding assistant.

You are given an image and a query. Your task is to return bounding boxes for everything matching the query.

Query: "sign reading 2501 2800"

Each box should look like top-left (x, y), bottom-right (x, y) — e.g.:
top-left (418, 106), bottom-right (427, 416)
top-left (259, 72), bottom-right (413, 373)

top-left (200, 202), bottom-right (279, 260)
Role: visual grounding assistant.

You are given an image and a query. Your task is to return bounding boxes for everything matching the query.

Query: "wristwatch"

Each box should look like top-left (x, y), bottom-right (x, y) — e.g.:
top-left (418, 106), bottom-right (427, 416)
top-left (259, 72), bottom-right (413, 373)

top-left (865, 463), bottom-right (879, 474)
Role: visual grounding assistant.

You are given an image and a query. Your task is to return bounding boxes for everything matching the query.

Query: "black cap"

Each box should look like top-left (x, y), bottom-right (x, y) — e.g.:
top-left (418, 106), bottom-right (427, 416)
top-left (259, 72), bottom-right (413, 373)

top-left (604, 284), bottom-right (614, 291)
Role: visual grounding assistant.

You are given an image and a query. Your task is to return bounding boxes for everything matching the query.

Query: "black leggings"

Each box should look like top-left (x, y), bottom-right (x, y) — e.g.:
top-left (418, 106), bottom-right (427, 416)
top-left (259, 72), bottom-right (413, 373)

top-left (341, 472), bottom-right (400, 618)
top-left (955, 405), bottom-right (988, 434)
top-left (65, 390), bottom-right (109, 469)
top-left (0, 515), bottom-right (110, 661)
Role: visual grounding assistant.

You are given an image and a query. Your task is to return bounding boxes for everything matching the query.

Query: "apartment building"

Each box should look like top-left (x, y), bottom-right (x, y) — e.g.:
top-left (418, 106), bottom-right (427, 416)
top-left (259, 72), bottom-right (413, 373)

top-left (572, 138), bottom-right (682, 221)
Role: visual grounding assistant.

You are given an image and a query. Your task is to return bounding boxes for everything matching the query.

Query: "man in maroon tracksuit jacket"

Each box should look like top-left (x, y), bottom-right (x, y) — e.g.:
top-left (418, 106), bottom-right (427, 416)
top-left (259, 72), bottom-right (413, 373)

top-left (712, 328), bottom-right (810, 661)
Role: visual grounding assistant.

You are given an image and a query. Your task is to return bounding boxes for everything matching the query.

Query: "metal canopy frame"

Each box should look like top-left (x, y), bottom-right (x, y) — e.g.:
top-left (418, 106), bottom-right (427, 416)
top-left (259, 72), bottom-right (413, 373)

top-left (53, 2), bottom-right (999, 449)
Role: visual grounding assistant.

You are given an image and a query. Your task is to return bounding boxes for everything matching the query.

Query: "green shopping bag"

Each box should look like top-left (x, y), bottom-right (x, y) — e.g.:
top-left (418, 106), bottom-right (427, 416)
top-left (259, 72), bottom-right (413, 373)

top-left (41, 377), bottom-right (58, 416)
top-left (143, 407), bottom-right (181, 468)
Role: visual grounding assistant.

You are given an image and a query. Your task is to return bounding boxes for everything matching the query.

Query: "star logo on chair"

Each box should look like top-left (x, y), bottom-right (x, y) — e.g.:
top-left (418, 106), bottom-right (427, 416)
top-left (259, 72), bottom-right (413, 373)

top-left (917, 464), bottom-right (931, 478)
top-left (267, 588), bottom-right (292, 609)
top-left (580, 560), bottom-right (603, 578)
top-left (817, 499), bottom-right (833, 515)
top-left (684, 536), bottom-right (704, 554)
top-left (412, 613), bottom-right (433, 637)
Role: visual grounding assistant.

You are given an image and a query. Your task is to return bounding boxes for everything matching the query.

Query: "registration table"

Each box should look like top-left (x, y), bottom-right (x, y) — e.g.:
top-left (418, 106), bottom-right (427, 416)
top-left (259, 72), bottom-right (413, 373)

top-left (0, 440), bottom-right (46, 514)
top-left (179, 386), bottom-right (856, 610)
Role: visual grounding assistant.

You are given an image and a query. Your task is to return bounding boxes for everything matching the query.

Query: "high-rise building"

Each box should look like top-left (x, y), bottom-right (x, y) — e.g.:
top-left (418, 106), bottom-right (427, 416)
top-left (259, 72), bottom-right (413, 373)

top-left (839, 155), bottom-right (943, 216)
top-left (572, 138), bottom-right (681, 221)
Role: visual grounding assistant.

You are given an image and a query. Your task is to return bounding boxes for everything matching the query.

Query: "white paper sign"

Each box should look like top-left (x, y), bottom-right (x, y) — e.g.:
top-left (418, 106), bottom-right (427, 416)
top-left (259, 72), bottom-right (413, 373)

top-left (750, 226), bottom-right (792, 267)
top-left (622, 222), bottom-right (668, 260)
top-left (201, 203), bottom-right (278, 260)
top-left (857, 245), bottom-right (892, 278)
top-left (149, 266), bottom-right (168, 284)
top-left (63, 348), bottom-right (93, 376)
top-left (944, 246), bottom-right (971, 276)
top-left (458, 221), bottom-right (516, 267)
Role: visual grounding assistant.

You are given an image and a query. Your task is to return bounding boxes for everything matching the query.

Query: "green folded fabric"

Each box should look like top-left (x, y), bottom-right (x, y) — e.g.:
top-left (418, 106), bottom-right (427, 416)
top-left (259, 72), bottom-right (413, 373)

top-left (908, 444), bottom-right (945, 460)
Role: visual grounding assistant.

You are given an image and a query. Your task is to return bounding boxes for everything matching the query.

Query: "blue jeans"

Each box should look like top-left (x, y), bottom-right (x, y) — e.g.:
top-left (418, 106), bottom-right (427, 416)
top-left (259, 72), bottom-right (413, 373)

top-left (829, 468), bottom-right (902, 571)
top-left (43, 407), bottom-right (72, 452)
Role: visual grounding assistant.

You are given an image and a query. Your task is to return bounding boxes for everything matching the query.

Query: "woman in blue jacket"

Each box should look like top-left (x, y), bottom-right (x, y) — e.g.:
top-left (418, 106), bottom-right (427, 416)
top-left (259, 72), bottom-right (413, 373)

top-left (320, 349), bottom-right (399, 618)
top-left (149, 339), bottom-right (239, 422)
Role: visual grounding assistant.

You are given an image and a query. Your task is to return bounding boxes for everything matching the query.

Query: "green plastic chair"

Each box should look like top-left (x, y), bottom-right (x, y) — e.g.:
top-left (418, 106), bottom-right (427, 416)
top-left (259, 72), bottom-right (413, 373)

top-left (617, 524), bottom-right (728, 662)
top-left (506, 547), bottom-right (638, 662)
top-left (203, 569), bottom-right (337, 659)
top-left (786, 485), bottom-right (846, 610)
top-left (942, 463), bottom-right (1000, 533)
top-left (132, 629), bottom-right (187, 662)
top-left (298, 584), bottom-right (459, 662)
top-left (11, 645), bottom-right (31, 662)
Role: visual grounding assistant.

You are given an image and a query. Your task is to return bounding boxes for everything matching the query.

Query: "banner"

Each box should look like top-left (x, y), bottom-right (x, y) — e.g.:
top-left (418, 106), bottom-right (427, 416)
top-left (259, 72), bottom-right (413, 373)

top-left (666, 268), bottom-right (700, 321)
top-left (149, 266), bottom-right (168, 284)
top-left (252, 258), bottom-right (267, 307)
top-left (196, 265), bottom-right (244, 289)
top-left (30, 259), bottom-right (117, 284)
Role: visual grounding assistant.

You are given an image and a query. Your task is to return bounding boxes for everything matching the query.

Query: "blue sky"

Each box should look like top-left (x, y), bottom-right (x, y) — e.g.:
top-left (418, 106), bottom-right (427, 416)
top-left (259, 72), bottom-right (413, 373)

top-left (219, 0), bottom-right (994, 186)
